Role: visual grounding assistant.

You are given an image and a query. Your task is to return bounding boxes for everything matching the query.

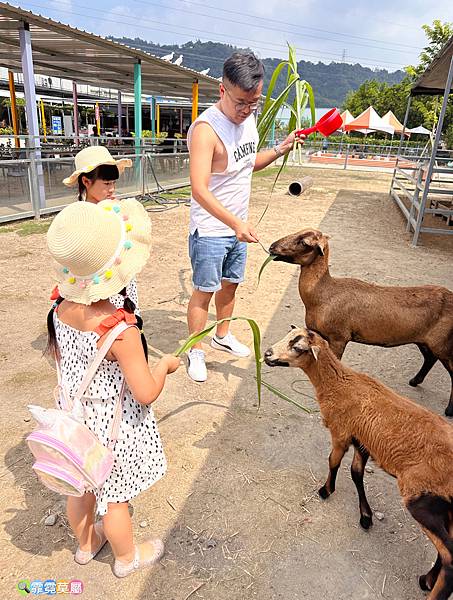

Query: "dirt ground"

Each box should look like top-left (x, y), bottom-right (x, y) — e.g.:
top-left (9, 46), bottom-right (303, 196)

top-left (1, 166), bottom-right (452, 600)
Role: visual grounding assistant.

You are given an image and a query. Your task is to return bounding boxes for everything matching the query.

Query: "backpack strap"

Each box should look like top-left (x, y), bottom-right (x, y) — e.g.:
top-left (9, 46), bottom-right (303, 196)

top-left (72, 321), bottom-right (131, 403)
top-left (59, 320), bottom-right (137, 448)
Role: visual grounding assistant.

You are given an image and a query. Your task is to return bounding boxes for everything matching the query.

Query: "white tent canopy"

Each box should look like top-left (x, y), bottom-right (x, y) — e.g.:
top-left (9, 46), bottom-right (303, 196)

top-left (408, 125), bottom-right (431, 135)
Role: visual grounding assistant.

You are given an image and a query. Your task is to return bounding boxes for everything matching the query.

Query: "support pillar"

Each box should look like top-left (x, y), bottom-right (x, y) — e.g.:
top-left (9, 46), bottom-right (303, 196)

top-left (150, 95), bottom-right (156, 140)
top-left (72, 81), bottom-right (79, 144)
top-left (19, 21), bottom-right (45, 214)
top-left (95, 102), bottom-right (100, 136)
top-left (134, 60), bottom-right (142, 156)
top-left (117, 90), bottom-right (122, 138)
top-left (40, 99), bottom-right (47, 142)
top-left (8, 70), bottom-right (20, 148)
top-left (191, 80), bottom-right (199, 123)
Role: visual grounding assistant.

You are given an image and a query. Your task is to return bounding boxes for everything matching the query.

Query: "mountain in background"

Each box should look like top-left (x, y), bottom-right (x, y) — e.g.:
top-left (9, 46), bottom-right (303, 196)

top-left (111, 37), bottom-right (405, 107)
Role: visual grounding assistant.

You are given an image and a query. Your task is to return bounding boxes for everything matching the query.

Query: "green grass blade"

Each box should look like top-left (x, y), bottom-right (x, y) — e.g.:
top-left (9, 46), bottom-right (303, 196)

top-left (260, 378), bottom-right (312, 413)
top-left (257, 253), bottom-right (277, 285)
top-left (260, 60), bottom-right (290, 116)
top-left (256, 201), bottom-right (270, 227)
top-left (257, 76), bottom-right (299, 150)
top-left (174, 322), bottom-right (218, 356)
top-left (305, 81), bottom-right (316, 127)
top-left (174, 317), bottom-right (262, 405)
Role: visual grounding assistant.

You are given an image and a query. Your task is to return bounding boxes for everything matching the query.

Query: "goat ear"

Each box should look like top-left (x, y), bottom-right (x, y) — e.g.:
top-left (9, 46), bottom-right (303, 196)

top-left (316, 235), bottom-right (329, 256)
top-left (310, 345), bottom-right (320, 361)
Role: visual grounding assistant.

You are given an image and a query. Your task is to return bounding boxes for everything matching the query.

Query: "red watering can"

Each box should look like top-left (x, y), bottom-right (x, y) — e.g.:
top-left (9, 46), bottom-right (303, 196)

top-left (295, 108), bottom-right (342, 138)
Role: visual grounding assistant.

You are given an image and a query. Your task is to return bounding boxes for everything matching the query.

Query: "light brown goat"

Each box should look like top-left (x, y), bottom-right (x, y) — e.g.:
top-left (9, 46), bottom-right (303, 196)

top-left (264, 327), bottom-right (453, 600)
top-left (269, 229), bottom-right (453, 416)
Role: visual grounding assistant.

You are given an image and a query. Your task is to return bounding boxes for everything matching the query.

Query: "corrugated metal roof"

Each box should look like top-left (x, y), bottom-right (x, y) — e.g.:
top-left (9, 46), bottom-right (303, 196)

top-left (0, 2), bottom-right (220, 101)
top-left (411, 35), bottom-right (453, 96)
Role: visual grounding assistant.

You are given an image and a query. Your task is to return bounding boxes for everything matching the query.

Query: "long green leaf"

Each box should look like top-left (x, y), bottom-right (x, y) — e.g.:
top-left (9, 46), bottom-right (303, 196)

top-left (257, 253), bottom-right (277, 285)
top-left (174, 317), bottom-right (262, 405)
top-left (260, 60), bottom-right (290, 117)
top-left (256, 44), bottom-right (317, 189)
top-left (260, 378), bottom-right (312, 413)
top-left (305, 81), bottom-right (316, 129)
top-left (257, 76), bottom-right (299, 150)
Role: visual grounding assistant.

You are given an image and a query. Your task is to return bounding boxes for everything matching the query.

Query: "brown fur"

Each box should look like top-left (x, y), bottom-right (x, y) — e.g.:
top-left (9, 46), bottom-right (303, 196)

top-left (264, 328), bottom-right (453, 600)
top-left (269, 228), bottom-right (453, 416)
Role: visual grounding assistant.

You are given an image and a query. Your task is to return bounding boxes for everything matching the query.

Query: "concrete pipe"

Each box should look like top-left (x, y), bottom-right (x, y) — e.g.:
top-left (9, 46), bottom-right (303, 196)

top-left (288, 176), bottom-right (314, 196)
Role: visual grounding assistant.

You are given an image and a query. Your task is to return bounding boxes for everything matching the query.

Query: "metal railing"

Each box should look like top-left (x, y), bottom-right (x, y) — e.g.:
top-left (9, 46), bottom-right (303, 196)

top-left (390, 149), bottom-right (453, 244)
top-left (269, 140), bottom-right (429, 170)
top-left (0, 140), bottom-right (190, 223)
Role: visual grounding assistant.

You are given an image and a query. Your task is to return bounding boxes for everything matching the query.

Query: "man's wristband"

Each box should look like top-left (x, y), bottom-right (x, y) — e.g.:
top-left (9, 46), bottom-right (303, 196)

top-left (274, 145), bottom-right (283, 157)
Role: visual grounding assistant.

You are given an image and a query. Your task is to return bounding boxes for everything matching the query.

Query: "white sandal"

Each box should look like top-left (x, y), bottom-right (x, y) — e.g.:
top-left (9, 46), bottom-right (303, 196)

top-left (113, 538), bottom-right (165, 578)
top-left (74, 521), bottom-right (108, 565)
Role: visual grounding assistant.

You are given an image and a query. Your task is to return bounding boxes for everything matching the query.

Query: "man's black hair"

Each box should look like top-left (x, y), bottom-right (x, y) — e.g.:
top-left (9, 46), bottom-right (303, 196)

top-left (223, 52), bottom-right (264, 92)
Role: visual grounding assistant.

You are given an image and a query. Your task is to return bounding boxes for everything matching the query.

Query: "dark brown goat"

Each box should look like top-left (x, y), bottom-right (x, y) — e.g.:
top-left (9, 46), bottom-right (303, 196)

top-left (269, 229), bottom-right (453, 416)
top-left (264, 327), bottom-right (453, 600)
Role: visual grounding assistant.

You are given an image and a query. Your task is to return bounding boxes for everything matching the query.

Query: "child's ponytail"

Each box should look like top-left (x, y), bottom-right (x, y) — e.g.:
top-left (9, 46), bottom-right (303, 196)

top-left (120, 288), bottom-right (148, 360)
top-left (46, 296), bottom-right (64, 358)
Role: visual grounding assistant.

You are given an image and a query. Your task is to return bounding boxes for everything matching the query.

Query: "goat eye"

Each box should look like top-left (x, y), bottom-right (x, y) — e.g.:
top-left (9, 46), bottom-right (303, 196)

top-left (289, 335), bottom-right (303, 349)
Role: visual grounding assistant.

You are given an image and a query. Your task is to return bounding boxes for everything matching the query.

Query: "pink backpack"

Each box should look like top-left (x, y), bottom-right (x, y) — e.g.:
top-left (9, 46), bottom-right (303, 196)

top-left (27, 321), bottom-right (131, 497)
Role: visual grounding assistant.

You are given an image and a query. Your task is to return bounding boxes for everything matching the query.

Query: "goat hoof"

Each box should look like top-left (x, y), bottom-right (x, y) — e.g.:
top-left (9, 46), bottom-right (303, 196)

top-left (445, 406), bottom-right (453, 418)
top-left (419, 575), bottom-right (432, 591)
top-left (408, 377), bottom-right (420, 387)
top-left (318, 486), bottom-right (330, 500)
top-left (360, 515), bottom-right (373, 530)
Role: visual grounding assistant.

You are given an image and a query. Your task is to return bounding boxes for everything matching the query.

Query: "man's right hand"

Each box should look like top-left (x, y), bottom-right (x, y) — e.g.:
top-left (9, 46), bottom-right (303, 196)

top-left (234, 221), bottom-right (259, 243)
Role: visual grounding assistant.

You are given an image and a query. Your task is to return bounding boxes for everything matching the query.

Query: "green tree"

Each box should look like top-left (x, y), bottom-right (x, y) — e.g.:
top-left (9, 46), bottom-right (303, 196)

top-left (407, 20), bottom-right (453, 78)
top-left (342, 20), bottom-right (453, 145)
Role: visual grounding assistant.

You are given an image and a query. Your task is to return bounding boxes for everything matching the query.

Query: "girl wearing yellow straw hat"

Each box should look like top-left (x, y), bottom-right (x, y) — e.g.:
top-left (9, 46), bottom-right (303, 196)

top-left (63, 145), bottom-right (132, 203)
top-left (46, 198), bottom-right (180, 577)
top-left (55, 146), bottom-right (140, 312)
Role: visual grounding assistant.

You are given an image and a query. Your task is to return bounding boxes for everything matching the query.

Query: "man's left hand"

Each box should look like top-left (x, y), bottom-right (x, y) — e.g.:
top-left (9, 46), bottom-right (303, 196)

top-left (276, 130), bottom-right (306, 156)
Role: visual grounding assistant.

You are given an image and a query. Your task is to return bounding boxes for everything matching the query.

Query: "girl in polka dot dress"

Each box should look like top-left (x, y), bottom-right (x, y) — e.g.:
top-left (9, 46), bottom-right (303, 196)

top-left (46, 197), bottom-right (180, 578)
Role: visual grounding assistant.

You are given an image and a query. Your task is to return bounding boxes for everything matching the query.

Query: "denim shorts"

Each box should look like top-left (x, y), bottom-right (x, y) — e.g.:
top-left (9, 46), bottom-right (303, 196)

top-left (188, 230), bottom-right (247, 292)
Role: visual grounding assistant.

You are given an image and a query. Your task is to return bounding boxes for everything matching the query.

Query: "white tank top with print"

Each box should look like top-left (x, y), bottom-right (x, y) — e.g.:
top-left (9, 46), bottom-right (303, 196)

top-left (187, 105), bottom-right (258, 237)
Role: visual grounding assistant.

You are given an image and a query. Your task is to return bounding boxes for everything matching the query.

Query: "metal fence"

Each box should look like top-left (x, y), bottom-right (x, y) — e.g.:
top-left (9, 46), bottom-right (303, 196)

top-left (275, 140), bottom-right (428, 171)
top-left (0, 135), bottom-right (189, 222)
top-left (390, 149), bottom-right (453, 244)
top-left (0, 135), bottom-right (436, 223)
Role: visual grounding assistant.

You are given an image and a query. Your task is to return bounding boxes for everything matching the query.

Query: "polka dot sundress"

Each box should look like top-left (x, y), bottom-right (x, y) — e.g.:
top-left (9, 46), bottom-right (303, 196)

top-left (53, 309), bottom-right (166, 515)
top-left (110, 278), bottom-right (140, 315)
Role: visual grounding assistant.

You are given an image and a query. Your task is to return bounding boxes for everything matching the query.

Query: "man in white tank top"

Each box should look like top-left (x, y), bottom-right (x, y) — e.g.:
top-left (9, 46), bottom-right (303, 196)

top-left (186, 52), bottom-right (304, 382)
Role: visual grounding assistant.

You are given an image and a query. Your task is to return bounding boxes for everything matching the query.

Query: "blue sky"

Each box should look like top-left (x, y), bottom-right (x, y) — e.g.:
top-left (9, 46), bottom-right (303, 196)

top-left (15, 0), bottom-right (453, 72)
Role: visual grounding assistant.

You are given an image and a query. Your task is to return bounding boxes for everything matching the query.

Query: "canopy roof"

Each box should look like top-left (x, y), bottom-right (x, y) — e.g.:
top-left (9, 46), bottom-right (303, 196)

top-left (344, 106), bottom-right (395, 135)
top-left (408, 125), bottom-right (431, 135)
top-left (381, 110), bottom-right (408, 136)
top-left (412, 35), bottom-right (453, 96)
top-left (0, 2), bottom-right (220, 101)
top-left (339, 109), bottom-right (354, 131)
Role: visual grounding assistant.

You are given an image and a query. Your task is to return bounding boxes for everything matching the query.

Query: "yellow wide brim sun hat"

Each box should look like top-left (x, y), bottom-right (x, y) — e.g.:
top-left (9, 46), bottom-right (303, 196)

top-left (47, 198), bottom-right (151, 305)
top-left (62, 146), bottom-right (132, 187)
